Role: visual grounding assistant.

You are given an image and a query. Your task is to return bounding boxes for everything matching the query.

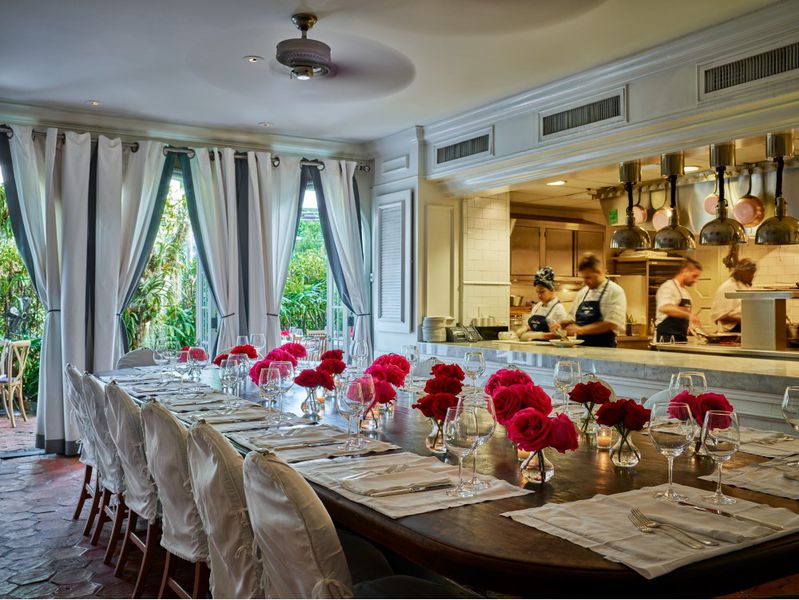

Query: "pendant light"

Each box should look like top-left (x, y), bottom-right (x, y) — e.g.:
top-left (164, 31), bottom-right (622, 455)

top-left (610, 160), bottom-right (651, 250)
top-left (699, 142), bottom-right (747, 246)
top-left (755, 132), bottom-right (799, 245)
top-left (653, 152), bottom-right (696, 250)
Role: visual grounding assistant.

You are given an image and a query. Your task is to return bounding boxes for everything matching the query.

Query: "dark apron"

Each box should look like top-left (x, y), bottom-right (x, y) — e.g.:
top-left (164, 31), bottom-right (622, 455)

top-left (575, 281), bottom-right (616, 348)
top-left (656, 280), bottom-right (691, 343)
top-left (528, 300), bottom-right (561, 332)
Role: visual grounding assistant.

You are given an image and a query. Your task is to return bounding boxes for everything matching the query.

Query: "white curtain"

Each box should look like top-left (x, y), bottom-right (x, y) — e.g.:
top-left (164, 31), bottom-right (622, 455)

top-left (317, 160), bottom-right (372, 356)
top-left (247, 153), bottom-right (302, 351)
top-left (94, 138), bottom-right (166, 370)
top-left (188, 147), bottom-right (240, 352)
top-left (9, 126), bottom-right (90, 454)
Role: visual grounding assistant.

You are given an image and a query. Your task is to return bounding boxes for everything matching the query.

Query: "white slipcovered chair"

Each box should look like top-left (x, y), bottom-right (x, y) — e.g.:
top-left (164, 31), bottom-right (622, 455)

top-left (64, 364), bottom-right (99, 527)
top-left (243, 451), bottom-right (474, 599)
top-left (105, 383), bottom-right (161, 597)
top-left (116, 348), bottom-right (156, 370)
top-left (82, 373), bottom-right (127, 562)
top-left (141, 400), bottom-right (209, 599)
top-left (187, 421), bottom-right (263, 599)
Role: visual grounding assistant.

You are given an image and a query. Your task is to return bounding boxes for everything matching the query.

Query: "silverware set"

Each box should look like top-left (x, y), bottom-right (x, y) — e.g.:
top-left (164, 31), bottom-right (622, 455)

top-left (628, 508), bottom-right (718, 549)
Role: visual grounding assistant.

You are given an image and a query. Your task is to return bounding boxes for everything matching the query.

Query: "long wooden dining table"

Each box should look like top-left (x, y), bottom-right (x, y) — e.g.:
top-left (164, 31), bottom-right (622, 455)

top-left (111, 367), bottom-right (799, 598)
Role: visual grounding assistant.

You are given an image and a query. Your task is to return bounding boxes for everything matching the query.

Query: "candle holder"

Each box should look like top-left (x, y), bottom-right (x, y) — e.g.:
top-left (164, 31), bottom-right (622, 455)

top-left (596, 425), bottom-right (614, 450)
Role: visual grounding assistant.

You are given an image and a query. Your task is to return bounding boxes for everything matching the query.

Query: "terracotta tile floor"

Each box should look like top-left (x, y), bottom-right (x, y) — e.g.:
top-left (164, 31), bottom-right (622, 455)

top-left (0, 450), bottom-right (797, 599)
top-left (0, 412), bottom-right (38, 453)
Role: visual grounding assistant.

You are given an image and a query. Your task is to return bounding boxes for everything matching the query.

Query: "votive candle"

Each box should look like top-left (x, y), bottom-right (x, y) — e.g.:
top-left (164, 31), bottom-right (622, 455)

top-left (597, 426), bottom-right (613, 450)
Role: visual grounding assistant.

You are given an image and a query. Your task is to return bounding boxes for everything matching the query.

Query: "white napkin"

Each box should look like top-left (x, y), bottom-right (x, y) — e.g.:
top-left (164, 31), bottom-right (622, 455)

top-left (183, 406), bottom-right (269, 425)
top-left (340, 470), bottom-right (453, 496)
top-left (212, 414), bottom-right (307, 433)
top-left (247, 425), bottom-right (345, 450)
top-left (738, 427), bottom-right (799, 458)
top-left (699, 458), bottom-right (799, 500)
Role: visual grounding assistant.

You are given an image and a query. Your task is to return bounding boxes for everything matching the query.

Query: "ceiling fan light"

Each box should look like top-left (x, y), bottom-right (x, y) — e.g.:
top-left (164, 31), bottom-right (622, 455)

top-left (291, 66), bottom-right (314, 80)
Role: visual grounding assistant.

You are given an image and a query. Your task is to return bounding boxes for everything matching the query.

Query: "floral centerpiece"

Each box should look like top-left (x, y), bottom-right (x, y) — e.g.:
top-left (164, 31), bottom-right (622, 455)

top-left (411, 362), bottom-right (465, 453)
top-left (596, 399), bottom-right (651, 468)
top-left (484, 368), bottom-right (533, 397)
top-left (569, 380), bottom-right (612, 434)
top-left (179, 346), bottom-right (208, 362)
top-left (507, 408), bottom-right (578, 484)
top-left (363, 354), bottom-right (410, 416)
top-left (248, 345), bottom-right (302, 385)
top-left (491, 383), bottom-right (552, 426)
top-left (670, 391), bottom-right (733, 454)
top-left (320, 349), bottom-right (344, 361)
top-left (294, 366), bottom-right (334, 420)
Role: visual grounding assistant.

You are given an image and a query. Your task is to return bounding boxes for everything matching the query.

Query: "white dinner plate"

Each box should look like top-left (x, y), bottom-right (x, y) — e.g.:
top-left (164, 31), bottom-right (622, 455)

top-left (548, 339), bottom-right (585, 348)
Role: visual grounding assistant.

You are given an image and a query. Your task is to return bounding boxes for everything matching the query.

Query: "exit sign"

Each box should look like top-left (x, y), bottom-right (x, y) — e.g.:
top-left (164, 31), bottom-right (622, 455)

top-left (609, 208), bottom-right (618, 225)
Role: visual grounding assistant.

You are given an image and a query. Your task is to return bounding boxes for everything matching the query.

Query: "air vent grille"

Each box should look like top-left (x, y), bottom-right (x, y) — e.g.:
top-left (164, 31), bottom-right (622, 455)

top-left (542, 95), bottom-right (621, 136)
top-left (436, 134), bottom-right (490, 164)
top-left (704, 42), bottom-right (799, 93)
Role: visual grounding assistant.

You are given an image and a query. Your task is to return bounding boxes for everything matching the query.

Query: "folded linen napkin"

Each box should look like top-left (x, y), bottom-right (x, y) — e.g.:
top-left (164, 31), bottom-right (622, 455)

top-left (247, 425), bottom-right (345, 451)
top-left (340, 470), bottom-right (453, 496)
top-left (183, 407), bottom-right (268, 425)
top-left (699, 459), bottom-right (799, 500)
top-left (164, 392), bottom-right (228, 408)
top-left (738, 427), bottom-right (793, 444)
top-left (212, 414), bottom-right (307, 433)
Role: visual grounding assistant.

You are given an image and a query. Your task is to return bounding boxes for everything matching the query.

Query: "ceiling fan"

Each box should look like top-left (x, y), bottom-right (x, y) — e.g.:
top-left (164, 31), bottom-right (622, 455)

top-left (276, 13), bottom-right (335, 81)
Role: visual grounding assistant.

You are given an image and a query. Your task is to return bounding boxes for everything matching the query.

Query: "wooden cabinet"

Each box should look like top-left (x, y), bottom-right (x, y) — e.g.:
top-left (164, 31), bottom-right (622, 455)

top-left (510, 217), bottom-right (606, 279)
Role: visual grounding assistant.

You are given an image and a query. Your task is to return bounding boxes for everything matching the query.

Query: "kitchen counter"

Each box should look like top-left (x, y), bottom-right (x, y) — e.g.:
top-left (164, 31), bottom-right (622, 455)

top-left (652, 341), bottom-right (799, 361)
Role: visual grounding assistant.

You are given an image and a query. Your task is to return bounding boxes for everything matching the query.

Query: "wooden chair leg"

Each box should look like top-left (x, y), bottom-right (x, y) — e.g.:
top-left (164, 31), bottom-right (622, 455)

top-left (72, 464), bottom-right (93, 520)
top-left (158, 552), bottom-right (176, 599)
top-left (114, 509), bottom-right (137, 575)
top-left (5, 389), bottom-right (15, 428)
top-left (16, 386), bottom-right (27, 422)
top-left (192, 561), bottom-right (210, 599)
top-left (104, 494), bottom-right (127, 564)
top-left (132, 520), bottom-right (162, 598)
top-left (91, 488), bottom-right (112, 546)
top-left (83, 478), bottom-right (102, 536)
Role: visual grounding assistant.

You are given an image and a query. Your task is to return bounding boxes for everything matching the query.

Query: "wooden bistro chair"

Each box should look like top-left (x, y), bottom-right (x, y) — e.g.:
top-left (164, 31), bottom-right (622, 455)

top-left (141, 401), bottom-right (210, 599)
top-left (82, 374), bottom-right (128, 562)
top-left (187, 421), bottom-right (263, 599)
top-left (64, 365), bottom-right (99, 528)
top-left (105, 383), bottom-right (161, 597)
top-left (0, 339), bottom-right (31, 427)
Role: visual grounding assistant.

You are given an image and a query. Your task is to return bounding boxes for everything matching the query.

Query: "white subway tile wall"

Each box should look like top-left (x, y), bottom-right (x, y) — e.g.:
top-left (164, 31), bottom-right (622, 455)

top-left (462, 194), bottom-right (510, 325)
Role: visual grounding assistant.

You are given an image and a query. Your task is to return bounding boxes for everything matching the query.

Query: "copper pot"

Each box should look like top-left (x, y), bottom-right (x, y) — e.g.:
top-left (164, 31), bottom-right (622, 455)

top-left (632, 188), bottom-right (648, 225)
top-left (704, 178), bottom-right (719, 215)
top-left (733, 167), bottom-right (765, 227)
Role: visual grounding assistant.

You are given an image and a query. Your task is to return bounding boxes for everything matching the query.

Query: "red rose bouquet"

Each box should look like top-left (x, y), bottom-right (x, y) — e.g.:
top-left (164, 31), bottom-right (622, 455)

top-left (596, 399), bottom-right (651, 467)
top-left (180, 346), bottom-right (208, 362)
top-left (430, 363), bottom-right (465, 381)
top-left (294, 368), bottom-right (334, 391)
top-left (506, 407), bottom-right (578, 484)
top-left (264, 348), bottom-right (297, 367)
top-left (230, 344), bottom-right (258, 359)
top-left (213, 352), bottom-right (229, 366)
top-left (318, 358), bottom-right (347, 375)
top-left (423, 375), bottom-right (463, 396)
top-left (365, 363), bottom-right (406, 388)
top-left (373, 353), bottom-right (411, 377)
top-left (484, 369), bottom-right (533, 397)
top-left (492, 383), bottom-right (552, 426)
top-left (569, 380), bottom-right (612, 433)
top-left (412, 392), bottom-right (460, 452)
top-left (321, 349), bottom-right (344, 361)
top-left (669, 390), bottom-right (733, 428)
top-left (280, 342), bottom-right (307, 359)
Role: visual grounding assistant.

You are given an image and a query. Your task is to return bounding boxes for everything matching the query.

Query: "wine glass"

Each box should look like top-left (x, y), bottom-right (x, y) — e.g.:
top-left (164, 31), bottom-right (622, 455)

top-left (462, 393), bottom-right (497, 491)
top-left (554, 360), bottom-right (581, 416)
top-left (669, 372), bottom-right (693, 397)
top-left (190, 342), bottom-right (209, 379)
top-left (401, 345), bottom-right (418, 391)
top-left (175, 350), bottom-right (191, 381)
top-left (701, 410), bottom-right (740, 505)
top-left (229, 351), bottom-right (249, 392)
top-left (347, 374), bottom-right (375, 446)
top-left (679, 371), bottom-right (708, 394)
top-left (258, 367), bottom-right (281, 410)
top-left (464, 351), bottom-right (485, 398)
top-left (443, 406), bottom-right (479, 498)
top-left (235, 335), bottom-right (249, 347)
top-left (336, 373), bottom-right (362, 450)
top-left (220, 358), bottom-right (242, 412)
top-left (350, 339), bottom-right (369, 370)
top-left (250, 333), bottom-right (266, 358)
top-left (649, 403), bottom-right (696, 502)
top-left (782, 386), bottom-right (799, 432)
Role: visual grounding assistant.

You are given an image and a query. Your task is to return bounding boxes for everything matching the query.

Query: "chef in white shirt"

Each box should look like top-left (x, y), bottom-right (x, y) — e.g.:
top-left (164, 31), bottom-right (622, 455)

top-left (516, 266), bottom-right (569, 340)
top-left (557, 253), bottom-right (627, 348)
top-left (655, 257), bottom-right (703, 343)
top-left (711, 258), bottom-right (757, 332)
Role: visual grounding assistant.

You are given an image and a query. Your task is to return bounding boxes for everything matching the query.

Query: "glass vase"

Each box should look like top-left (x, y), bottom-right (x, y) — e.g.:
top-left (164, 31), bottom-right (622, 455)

top-left (359, 406), bottom-right (382, 433)
top-left (520, 449), bottom-right (554, 484)
top-left (579, 406), bottom-right (599, 435)
top-left (300, 387), bottom-right (322, 421)
top-left (425, 419), bottom-right (446, 455)
top-left (609, 432), bottom-right (641, 468)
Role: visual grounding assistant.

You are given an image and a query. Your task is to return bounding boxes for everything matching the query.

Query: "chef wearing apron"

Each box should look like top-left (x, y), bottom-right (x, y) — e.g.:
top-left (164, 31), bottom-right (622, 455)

top-left (655, 257), bottom-right (703, 343)
top-left (559, 254), bottom-right (627, 348)
top-left (517, 267), bottom-right (569, 339)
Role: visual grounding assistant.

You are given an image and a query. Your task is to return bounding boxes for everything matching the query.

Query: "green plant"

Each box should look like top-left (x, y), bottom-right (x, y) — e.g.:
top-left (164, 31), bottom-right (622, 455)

top-left (280, 218), bottom-right (327, 331)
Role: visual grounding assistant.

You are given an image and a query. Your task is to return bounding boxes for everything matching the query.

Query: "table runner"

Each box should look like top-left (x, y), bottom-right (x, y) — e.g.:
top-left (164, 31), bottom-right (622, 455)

top-left (699, 456), bottom-right (799, 500)
top-left (502, 483), bottom-right (799, 579)
top-left (295, 452), bottom-right (531, 519)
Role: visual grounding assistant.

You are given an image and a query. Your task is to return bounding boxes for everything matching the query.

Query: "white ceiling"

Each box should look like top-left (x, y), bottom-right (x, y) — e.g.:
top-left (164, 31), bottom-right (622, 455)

top-left (0, 0), bottom-right (775, 143)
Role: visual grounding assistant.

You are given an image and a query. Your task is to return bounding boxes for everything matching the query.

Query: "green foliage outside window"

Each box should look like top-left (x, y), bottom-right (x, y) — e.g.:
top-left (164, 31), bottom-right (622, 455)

top-left (280, 218), bottom-right (327, 332)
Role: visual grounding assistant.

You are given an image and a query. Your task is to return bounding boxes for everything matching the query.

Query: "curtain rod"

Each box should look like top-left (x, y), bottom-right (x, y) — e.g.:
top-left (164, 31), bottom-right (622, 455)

top-left (1, 125), bottom-right (371, 172)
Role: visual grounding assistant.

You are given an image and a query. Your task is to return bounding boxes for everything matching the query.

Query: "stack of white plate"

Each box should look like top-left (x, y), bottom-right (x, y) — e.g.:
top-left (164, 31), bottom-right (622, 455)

top-left (422, 316), bottom-right (449, 342)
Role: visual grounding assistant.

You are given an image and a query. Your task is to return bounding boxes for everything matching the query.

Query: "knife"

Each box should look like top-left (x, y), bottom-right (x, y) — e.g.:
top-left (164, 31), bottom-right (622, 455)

top-left (676, 501), bottom-right (784, 531)
top-left (368, 482), bottom-right (453, 498)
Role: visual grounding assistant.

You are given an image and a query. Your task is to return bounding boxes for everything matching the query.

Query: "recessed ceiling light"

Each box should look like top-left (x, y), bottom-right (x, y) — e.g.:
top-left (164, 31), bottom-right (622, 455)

top-left (546, 180), bottom-right (567, 186)
top-left (243, 55), bottom-right (264, 63)
top-left (257, 122), bottom-right (273, 128)
top-left (684, 165), bottom-right (701, 173)
top-left (85, 100), bottom-right (101, 107)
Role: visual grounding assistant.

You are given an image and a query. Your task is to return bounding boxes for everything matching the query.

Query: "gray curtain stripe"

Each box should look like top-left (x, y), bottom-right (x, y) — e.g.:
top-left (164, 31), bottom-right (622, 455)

top-left (85, 145), bottom-right (99, 371)
top-left (36, 434), bottom-right (79, 456)
top-left (0, 135), bottom-right (39, 296)
top-left (118, 154), bottom-right (175, 353)
top-left (235, 158), bottom-right (249, 336)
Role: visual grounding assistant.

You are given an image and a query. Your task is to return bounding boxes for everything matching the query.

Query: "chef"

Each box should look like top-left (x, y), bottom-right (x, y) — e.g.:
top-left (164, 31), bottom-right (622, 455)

top-left (711, 258), bottom-right (757, 332)
top-left (655, 257), bottom-right (703, 343)
top-left (558, 253), bottom-right (627, 348)
top-left (516, 266), bottom-right (569, 340)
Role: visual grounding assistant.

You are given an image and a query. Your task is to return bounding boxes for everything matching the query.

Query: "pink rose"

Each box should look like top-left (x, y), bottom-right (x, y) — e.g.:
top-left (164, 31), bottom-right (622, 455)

top-left (485, 369), bottom-right (533, 397)
top-left (548, 413), bottom-right (579, 453)
top-left (507, 408), bottom-right (553, 453)
top-left (430, 364), bottom-right (465, 381)
top-left (279, 342), bottom-right (307, 359)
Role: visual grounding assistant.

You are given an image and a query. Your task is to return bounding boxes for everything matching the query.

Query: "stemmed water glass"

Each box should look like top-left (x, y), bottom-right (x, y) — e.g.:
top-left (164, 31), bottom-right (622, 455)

top-left (782, 386), bottom-right (799, 432)
top-left (554, 360), bottom-right (581, 416)
top-left (649, 403), bottom-right (696, 502)
top-left (680, 371), bottom-right (708, 394)
top-left (220, 357), bottom-right (243, 413)
top-left (701, 410), bottom-right (740, 505)
top-left (258, 367), bottom-right (281, 410)
top-left (401, 345), bottom-right (418, 391)
top-left (190, 342), bottom-right (209, 380)
top-left (464, 351), bottom-right (485, 398)
top-left (229, 352), bottom-right (249, 394)
top-left (336, 374), bottom-right (364, 450)
top-left (350, 339), bottom-right (369, 370)
top-left (175, 350), bottom-right (191, 381)
top-left (235, 335), bottom-right (249, 347)
top-left (250, 333), bottom-right (266, 358)
top-left (443, 405), bottom-right (479, 498)
top-left (269, 361), bottom-right (294, 423)
top-left (347, 375), bottom-right (374, 446)
top-left (462, 393), bottom-right (497, 491)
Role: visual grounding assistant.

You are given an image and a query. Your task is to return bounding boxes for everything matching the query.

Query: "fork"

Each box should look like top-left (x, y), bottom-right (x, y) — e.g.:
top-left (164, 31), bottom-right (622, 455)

top-left (630, 508), bottom-right (718, 546)
top-left (628, 512), bottom-right (703, 549)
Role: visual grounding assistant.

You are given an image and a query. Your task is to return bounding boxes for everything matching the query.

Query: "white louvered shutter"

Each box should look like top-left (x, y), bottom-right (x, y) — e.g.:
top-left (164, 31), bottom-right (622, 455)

top-left (373, 190), bottom-right (412, 333)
